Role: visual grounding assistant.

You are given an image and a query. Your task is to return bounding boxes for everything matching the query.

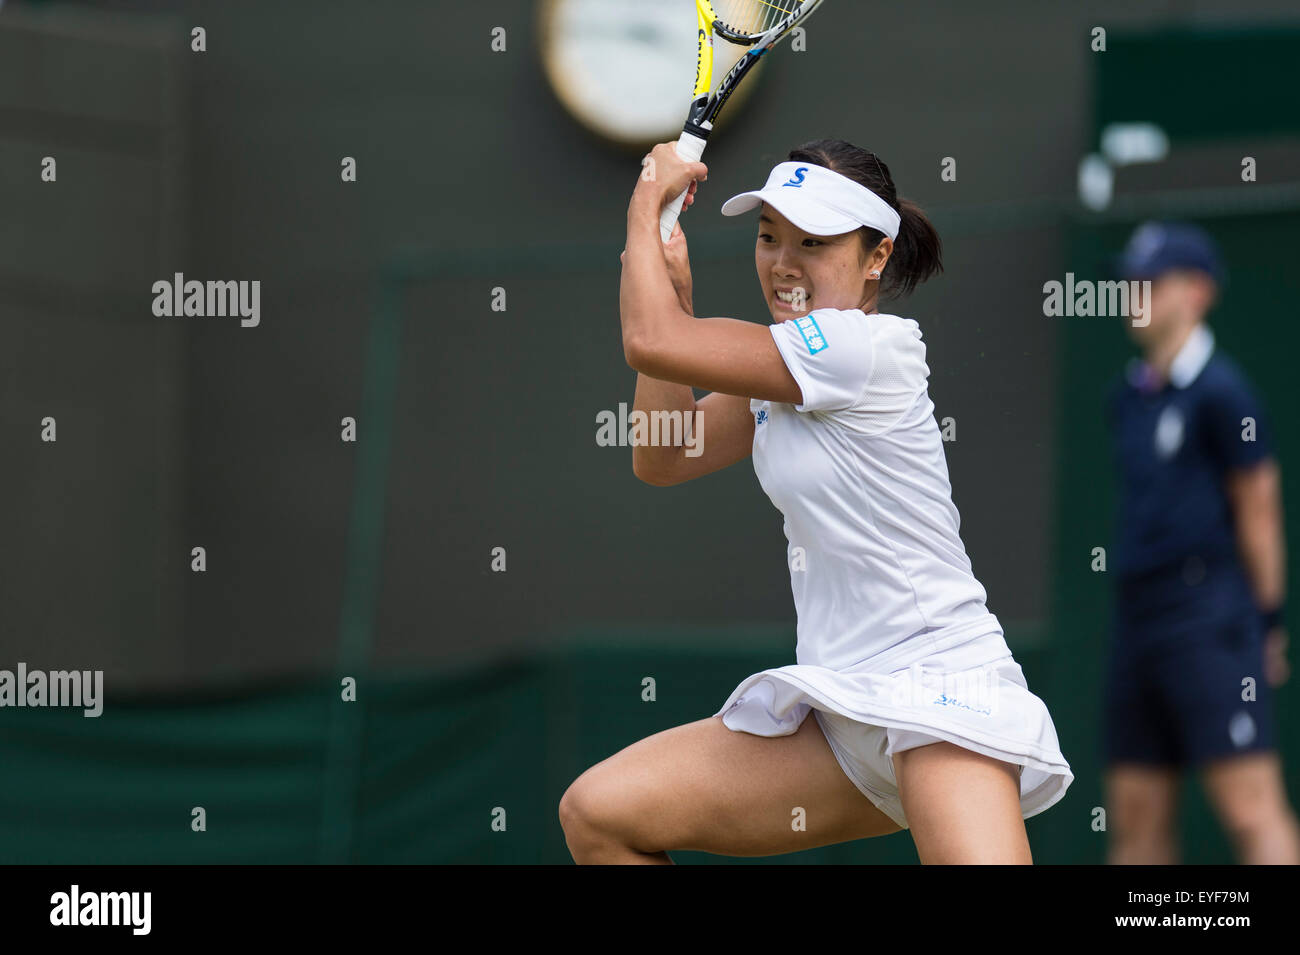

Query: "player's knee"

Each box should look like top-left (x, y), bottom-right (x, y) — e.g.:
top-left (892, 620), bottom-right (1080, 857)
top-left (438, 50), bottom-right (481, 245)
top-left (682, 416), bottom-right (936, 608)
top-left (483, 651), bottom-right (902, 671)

top-left (1117, 791), bottom-right (1171, 817)
top-left (559, 786), bottom-right (606, 862)
top-left (1107, 795), bottom-right (1176, 858)
top-left (1108, 770), bottom-right (1174, 814)
top-left (558, 778), bottom-right (596, 838)
top-left (1110, 796), bottom-right (1176, 843)
top-left (559, 773), bottom-right (626, 848)
top-left (1216, 793), bottom-right (1287, 843)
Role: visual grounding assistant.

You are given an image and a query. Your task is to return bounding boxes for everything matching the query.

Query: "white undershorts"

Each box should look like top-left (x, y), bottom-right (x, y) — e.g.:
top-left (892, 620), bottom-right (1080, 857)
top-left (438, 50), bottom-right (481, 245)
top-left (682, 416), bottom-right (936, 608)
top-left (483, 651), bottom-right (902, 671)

top-left (811, 707), bottom-right (1022, 830)
top-left (714, 627), bottom-right (1072, 831)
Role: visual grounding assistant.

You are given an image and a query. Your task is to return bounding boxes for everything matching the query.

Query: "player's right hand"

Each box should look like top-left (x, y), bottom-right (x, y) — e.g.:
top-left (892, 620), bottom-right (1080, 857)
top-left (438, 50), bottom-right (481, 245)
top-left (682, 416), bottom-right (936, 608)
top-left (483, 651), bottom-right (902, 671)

top-left (636, 142), bottom-right (708, 208)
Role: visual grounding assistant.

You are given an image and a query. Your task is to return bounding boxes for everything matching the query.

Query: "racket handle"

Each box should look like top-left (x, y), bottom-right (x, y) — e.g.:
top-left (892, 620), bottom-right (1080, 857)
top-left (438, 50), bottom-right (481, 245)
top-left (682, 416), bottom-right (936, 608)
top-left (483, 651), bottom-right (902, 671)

top-left (659, 129), bottom-right (709, 243)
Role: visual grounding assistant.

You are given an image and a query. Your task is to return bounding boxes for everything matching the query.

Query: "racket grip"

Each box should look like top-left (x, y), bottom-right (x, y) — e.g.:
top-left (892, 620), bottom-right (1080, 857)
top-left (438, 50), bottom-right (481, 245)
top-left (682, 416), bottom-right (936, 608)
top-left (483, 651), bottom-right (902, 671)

top-left (659, 129), bottom-right (709, 243)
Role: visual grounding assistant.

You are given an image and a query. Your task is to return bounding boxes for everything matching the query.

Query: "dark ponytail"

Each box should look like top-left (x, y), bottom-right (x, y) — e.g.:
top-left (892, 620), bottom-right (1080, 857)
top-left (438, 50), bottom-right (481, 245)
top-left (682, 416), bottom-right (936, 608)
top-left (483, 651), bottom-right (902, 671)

top-left (787, 139), bottom-right (942, 298)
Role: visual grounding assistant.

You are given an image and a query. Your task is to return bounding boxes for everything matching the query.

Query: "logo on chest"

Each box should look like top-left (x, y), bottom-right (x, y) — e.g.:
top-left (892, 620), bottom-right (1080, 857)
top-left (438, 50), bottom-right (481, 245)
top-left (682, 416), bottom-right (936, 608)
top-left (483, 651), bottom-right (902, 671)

top-left (1153, 406), bottom-right (1185, 459)
top-left (755, 409), bottom-right (768, 425)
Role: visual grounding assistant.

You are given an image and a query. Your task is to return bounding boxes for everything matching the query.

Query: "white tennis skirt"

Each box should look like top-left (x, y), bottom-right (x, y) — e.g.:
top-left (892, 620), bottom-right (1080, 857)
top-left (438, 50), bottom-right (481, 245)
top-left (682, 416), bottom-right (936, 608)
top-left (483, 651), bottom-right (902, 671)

top-left (712, 626), bottom-right (1073, 830)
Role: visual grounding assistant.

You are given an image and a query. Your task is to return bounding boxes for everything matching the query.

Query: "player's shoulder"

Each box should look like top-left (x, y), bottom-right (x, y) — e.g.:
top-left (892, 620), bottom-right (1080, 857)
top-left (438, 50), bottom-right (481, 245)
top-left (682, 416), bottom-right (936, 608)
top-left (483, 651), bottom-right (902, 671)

top-left (800, 306), bottom-right (868, 327)
top-left (856, 312), bottom-right (929, 390)
top-left (781, 307), bottom-right (870, 353)
top-left (785, 309), bottom-right (926, 372)
top-left (804, 308), bottom-right (920, 339)
top-left (1180, 351), bottom-right (1266, 423)
top-left (860, 311), bottom-right (926, 364)
top-left (1195, 349), bottom-right (1256, 397)
top-left (865, 311), bottom-right (923, 338)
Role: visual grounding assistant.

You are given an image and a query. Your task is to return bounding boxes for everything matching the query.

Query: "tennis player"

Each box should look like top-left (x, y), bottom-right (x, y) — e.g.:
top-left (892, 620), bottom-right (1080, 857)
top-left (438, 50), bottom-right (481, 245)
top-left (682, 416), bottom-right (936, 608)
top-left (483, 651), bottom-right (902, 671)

top-left (559, 139), bottom-right (1073, 864)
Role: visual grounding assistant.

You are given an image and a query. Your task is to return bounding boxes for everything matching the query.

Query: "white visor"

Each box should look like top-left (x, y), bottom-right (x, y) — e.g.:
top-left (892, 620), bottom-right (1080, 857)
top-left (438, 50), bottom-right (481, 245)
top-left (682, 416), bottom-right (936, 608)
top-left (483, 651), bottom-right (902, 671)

top-left (720, 161), bottom-right (901, 240)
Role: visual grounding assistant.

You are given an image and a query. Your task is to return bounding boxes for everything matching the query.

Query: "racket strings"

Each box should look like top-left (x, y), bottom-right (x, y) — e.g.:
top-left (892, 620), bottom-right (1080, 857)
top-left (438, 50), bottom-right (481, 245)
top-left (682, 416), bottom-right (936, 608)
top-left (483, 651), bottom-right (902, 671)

top-left (714, 0), bottom-right (804, 38)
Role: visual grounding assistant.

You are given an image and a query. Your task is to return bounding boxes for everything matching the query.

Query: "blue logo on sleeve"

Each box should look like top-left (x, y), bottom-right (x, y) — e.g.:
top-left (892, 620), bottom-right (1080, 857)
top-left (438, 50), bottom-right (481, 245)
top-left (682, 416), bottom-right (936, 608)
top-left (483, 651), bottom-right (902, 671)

top-left (782, 167), bottom-right (808, 187)
top-left (793, 314), bottom-right (827, 354)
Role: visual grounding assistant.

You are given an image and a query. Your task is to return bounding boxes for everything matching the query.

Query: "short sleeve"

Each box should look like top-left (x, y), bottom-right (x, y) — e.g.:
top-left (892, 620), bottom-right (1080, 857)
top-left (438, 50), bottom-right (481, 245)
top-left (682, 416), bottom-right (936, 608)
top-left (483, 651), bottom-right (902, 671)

top-left (768, 308), bottom-right (874, 412)
top-left (1203, 373), bottom-right (1273, 471)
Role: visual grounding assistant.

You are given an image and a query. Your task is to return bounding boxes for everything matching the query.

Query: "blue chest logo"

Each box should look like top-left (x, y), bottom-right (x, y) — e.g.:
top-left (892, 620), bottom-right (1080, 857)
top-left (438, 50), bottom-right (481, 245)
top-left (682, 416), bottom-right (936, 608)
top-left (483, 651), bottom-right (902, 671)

top-left (755, 409), bottom-right (768, 425)
top-left (782, 167), bottom-right (808, 187)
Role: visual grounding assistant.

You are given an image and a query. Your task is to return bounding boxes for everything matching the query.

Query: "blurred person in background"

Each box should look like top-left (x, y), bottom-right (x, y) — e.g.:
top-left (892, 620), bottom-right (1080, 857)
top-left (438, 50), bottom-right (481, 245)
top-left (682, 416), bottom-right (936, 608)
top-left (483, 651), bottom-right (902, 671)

top-left (1102, 220), bottom-right (1299, 864)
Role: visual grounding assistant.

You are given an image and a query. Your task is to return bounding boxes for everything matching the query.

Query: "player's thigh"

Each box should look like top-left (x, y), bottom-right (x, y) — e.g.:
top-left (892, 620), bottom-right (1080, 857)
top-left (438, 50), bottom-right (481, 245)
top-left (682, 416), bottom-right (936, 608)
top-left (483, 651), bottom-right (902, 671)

top-left (893, 741), bottom-right (1029, 864)
top-left (559, 712), bottom-right (901, 857)
top-left (1200, 750), bottom-right (1290, 833)
top-left (1105, 763), bottom-right (1181, 836)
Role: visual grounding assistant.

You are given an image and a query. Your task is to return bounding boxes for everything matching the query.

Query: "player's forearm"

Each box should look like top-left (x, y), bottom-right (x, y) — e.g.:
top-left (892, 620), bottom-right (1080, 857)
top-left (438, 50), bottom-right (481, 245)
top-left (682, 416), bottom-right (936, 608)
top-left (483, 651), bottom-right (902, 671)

top-left (1233, 464), bottom-right (1287, 611)
top-left (630, 372), bottom-right (697, 482)
top-left (620, 193), bottom-right (690, 368)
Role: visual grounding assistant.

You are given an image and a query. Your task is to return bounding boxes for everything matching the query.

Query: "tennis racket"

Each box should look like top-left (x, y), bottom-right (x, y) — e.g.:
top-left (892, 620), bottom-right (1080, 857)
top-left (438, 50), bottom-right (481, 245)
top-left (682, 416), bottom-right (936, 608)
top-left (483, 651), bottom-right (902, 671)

top-left (658, 0), bottom-right (826, 243)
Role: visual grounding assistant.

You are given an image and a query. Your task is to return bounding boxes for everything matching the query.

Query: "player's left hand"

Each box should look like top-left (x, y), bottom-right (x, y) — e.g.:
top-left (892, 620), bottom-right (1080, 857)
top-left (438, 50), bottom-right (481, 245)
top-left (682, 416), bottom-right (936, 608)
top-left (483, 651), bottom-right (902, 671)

top-left (636, 141), bottom-right (708, 208)
top-left (1265, 627), bottom-right (1290, 687)
top-left (662, 220), bottom-right (693, 311)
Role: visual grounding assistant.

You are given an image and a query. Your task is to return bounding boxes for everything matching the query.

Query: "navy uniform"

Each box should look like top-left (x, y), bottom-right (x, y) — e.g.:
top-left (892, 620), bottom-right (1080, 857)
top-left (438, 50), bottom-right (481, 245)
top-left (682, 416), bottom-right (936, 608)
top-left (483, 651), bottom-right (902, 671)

top-left (1103, 224), bottom-right (1278, 767)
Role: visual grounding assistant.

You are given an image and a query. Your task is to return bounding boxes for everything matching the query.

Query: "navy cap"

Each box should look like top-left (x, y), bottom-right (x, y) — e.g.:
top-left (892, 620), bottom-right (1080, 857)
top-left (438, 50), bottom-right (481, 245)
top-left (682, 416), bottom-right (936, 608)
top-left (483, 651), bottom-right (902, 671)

top-left (1116, 221), bottom-right (1225, 283)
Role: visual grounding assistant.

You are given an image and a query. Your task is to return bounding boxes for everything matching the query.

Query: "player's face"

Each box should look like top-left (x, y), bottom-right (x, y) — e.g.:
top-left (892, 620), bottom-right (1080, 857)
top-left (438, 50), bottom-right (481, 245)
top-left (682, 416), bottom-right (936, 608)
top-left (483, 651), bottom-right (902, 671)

top-left (755, 204), bottom-right (876, 322)
top-left (1124, 272), bottom-right (1205, 346)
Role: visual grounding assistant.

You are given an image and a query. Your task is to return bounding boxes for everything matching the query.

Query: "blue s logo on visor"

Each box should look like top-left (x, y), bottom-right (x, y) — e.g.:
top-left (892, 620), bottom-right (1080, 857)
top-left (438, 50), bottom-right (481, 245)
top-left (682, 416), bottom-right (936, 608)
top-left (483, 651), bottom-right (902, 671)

top-left (794, 314), bottom-right (827, 354)
top-left (782, 167), bottom-right (808, 187)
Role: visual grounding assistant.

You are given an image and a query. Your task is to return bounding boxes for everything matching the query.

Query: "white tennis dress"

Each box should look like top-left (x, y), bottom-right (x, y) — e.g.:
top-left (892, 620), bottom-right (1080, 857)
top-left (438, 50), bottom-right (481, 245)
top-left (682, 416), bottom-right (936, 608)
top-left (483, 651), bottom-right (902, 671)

top-left (714, 307), bottom-right (1072, 830)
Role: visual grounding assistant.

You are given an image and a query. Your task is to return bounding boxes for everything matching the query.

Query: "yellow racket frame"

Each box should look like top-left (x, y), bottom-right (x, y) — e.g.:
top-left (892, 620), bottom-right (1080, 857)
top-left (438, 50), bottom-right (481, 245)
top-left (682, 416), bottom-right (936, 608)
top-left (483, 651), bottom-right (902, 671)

top-left (693, 1), bottom-right (718, 99)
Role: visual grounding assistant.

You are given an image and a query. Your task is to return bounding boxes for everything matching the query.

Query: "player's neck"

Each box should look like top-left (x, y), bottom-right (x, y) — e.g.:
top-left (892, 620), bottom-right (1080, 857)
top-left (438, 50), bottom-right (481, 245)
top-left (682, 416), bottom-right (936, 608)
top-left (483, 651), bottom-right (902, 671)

top-left (1143, 320), bottom-right (1199, 384)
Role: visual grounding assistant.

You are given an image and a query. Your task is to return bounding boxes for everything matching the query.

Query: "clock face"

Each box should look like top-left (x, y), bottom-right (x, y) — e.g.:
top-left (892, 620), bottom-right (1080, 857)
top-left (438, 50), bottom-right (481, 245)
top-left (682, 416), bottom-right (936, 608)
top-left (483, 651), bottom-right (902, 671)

top-left (538, 0), bottom-right (754, 147)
